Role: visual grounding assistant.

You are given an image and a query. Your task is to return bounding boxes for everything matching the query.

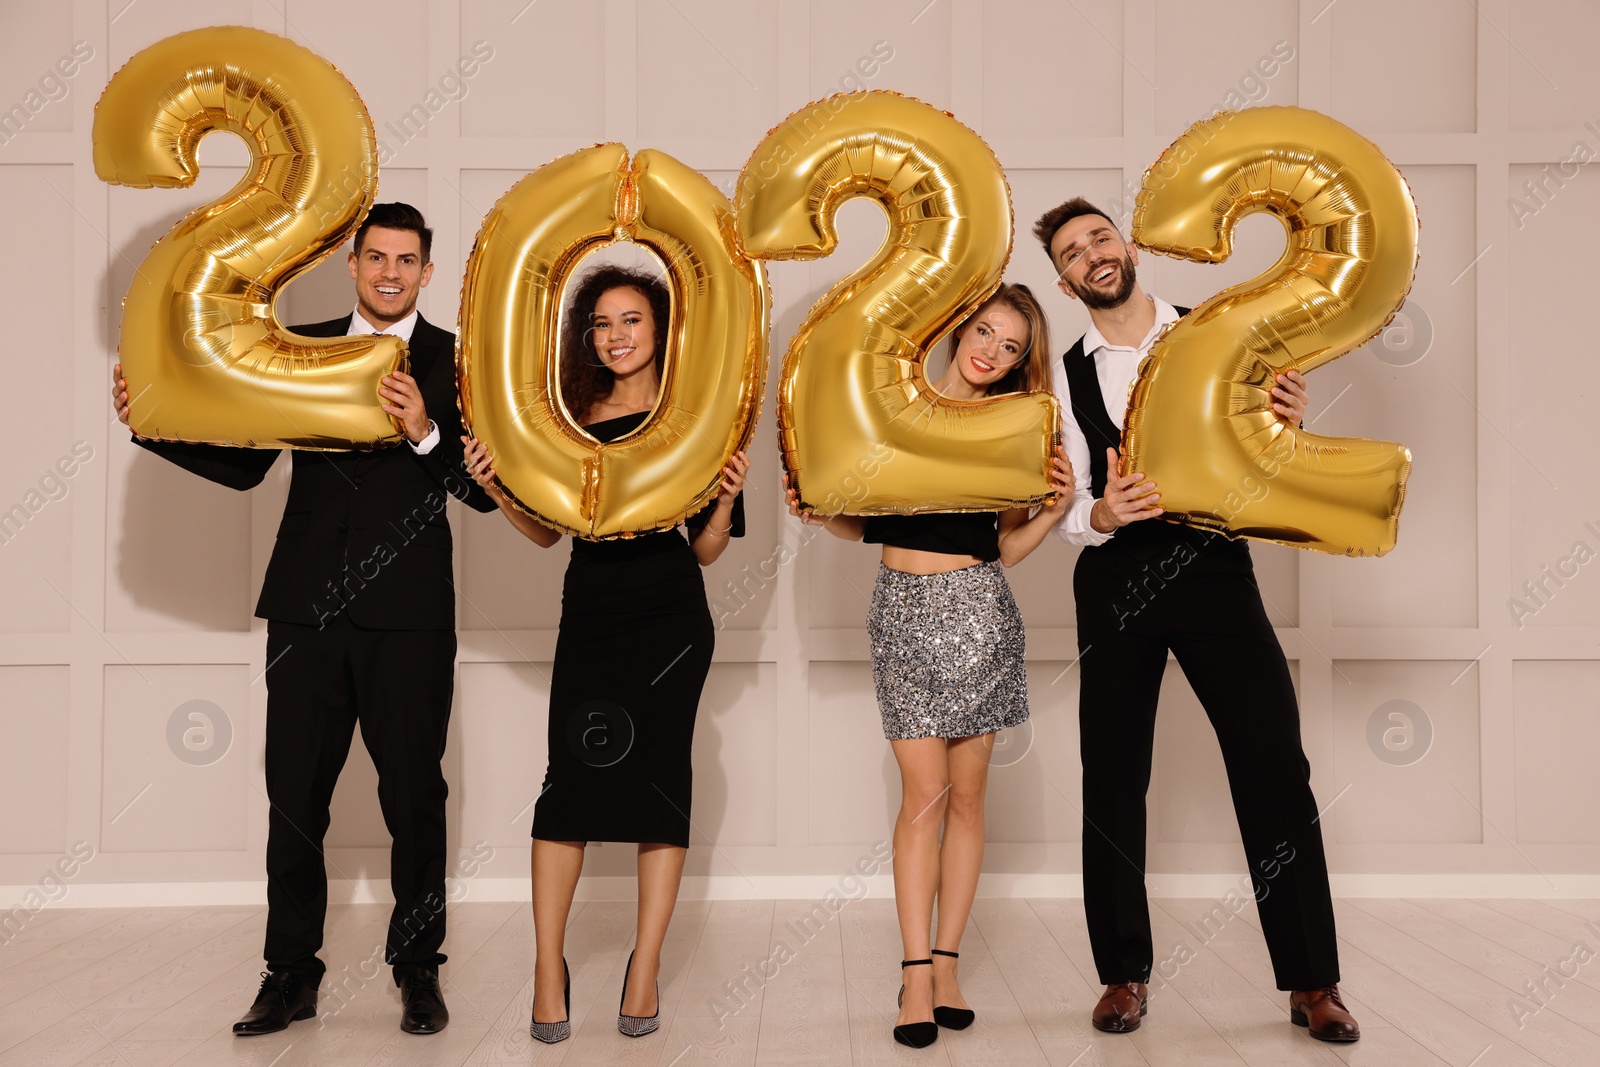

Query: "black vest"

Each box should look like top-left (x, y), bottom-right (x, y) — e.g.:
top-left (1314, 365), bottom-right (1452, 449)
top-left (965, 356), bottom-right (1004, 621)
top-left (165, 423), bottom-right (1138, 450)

top-left (1060, 306), bottom-right (1248, 565)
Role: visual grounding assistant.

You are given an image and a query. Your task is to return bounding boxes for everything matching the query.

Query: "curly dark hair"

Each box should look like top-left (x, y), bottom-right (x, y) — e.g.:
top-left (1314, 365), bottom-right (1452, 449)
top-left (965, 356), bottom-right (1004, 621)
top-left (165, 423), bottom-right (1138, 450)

top-left (558, 264), bottom-right (672, 425)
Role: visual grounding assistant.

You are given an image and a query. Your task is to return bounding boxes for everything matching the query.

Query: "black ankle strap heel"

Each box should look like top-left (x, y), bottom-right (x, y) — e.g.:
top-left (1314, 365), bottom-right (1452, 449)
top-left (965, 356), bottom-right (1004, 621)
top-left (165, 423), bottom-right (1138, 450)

top-left (930, 950), bottom-right (975, 1030)
top-left (893, 959), bottom-right (938, 1048)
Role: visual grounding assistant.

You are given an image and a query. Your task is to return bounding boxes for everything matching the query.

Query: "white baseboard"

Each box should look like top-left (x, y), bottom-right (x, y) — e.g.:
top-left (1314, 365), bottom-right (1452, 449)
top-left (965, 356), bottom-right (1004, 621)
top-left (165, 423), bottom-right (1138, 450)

top-left (14, 872), bottom-right (1600, 909)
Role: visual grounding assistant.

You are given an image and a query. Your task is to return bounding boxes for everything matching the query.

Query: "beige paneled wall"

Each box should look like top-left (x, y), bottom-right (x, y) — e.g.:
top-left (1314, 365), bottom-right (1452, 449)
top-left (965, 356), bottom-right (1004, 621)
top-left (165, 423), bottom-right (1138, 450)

top-left (2, 0), bottom-right (1595, 900)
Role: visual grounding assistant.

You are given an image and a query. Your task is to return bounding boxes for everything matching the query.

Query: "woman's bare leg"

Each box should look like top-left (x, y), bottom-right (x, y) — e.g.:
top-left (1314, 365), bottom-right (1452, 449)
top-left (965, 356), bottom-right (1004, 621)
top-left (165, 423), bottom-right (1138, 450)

top-left (889, 737), bottom-right (952, 1029)
top-left (531, 839), bottom-right (584, 1022)
top-left (624, 842), bottom-right (686, 1016)
top-left (932, 732), bottom-right (995, 1011)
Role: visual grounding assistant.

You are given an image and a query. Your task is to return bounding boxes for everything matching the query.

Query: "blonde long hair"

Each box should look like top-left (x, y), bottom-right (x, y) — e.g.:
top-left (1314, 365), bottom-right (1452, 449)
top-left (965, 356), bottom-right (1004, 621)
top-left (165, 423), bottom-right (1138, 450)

top-left (948, 282), bottom-right (1052, 396)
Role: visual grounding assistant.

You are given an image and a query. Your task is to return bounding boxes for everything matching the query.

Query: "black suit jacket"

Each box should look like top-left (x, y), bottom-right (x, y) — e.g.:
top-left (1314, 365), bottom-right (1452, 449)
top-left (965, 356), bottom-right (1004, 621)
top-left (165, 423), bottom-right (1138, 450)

top-left (136, 313), bottom-right (496, 629)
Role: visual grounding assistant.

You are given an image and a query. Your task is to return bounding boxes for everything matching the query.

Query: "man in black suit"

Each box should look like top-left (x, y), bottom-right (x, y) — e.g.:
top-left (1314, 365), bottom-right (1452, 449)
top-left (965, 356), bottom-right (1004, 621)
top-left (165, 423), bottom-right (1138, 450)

top-left (112, 203), bottom-right (495, 1037)
top-left (1033, 198), bottom-right (1359, 1043)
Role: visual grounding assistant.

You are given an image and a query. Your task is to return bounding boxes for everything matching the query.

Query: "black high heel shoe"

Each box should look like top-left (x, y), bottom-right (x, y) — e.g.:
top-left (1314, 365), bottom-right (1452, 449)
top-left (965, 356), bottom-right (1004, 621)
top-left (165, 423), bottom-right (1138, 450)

top-left (617, 949), bottom-right (660, 1038)
top-left (893, 958), bottom-right (938, 1048)
top-left (529, 957), bottom-right (570, 1044)
top-left (931, 949), bottom-right (975, 1030)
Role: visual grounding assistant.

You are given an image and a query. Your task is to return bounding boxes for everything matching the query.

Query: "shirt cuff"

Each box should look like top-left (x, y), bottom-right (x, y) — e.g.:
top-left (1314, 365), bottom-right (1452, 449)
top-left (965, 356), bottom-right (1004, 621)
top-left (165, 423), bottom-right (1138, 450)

top-left (1055, 495), bottom-right (1116, 547)
top-left (408, 420), bottom-right (440, 455)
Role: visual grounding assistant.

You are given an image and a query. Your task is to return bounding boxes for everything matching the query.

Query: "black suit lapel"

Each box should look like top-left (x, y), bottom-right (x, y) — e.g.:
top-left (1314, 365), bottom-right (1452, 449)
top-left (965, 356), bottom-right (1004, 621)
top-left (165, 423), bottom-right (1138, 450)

top-left (405, 314), bottom-right (440, 381)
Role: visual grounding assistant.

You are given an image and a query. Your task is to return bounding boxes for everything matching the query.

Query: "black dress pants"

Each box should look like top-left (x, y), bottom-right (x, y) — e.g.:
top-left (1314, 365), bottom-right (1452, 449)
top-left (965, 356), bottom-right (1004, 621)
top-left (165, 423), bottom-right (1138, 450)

top-left (1074, 532), bottom-right (1340, 991)
top-left (262, 614), bottom-right (455, 983)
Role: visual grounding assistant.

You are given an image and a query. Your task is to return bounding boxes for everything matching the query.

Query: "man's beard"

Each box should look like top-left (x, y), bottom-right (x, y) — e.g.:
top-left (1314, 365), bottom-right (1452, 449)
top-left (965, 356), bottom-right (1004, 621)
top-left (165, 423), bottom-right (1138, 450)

top-left (1070, 252), bottom-right (1137, 310)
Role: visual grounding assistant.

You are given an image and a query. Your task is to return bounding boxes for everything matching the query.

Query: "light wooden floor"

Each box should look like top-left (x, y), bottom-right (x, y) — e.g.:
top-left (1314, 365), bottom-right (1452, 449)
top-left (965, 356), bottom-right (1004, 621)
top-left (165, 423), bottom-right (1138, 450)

top-left (2, 895), bottom-right (1598, 1066)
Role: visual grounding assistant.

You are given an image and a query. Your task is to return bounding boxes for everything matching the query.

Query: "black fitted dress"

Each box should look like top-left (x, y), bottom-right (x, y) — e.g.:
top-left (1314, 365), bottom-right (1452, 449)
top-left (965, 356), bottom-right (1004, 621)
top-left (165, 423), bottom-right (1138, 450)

top-left (530, 411), bottom-right (744, 846)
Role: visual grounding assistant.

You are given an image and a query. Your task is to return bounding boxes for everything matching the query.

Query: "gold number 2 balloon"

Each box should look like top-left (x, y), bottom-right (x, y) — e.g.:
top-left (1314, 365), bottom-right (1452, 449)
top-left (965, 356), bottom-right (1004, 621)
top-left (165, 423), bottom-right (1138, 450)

top-left (1126, 106), bottom-right (1415, 556)
top-left (94, 26), bottom-right (404, 448)
top-left (458, 143), bottom-right (768, 538)
top-left (736, 91), bottom-right (1058, 515)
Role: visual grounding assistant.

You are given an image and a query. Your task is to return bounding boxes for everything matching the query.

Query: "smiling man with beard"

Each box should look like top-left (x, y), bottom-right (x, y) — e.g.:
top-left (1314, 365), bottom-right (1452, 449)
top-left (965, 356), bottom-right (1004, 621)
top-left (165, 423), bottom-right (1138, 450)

top-left (112, 202), bottom-right (496, 1038)
top-left (1033, 198), bottom-right (1359, 1044)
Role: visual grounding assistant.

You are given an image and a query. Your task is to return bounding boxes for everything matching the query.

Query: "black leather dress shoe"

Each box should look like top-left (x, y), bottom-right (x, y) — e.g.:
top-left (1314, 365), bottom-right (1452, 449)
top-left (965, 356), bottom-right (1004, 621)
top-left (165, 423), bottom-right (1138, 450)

top-left (399, 967), bottom-right (449, 1035)
top-left (233, 971), bottom-right (317, 1036)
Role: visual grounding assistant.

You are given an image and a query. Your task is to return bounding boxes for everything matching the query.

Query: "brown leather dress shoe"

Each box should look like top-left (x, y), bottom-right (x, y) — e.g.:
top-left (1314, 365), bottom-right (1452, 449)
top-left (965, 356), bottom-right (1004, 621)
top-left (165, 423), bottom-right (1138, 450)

top-left (1092, 982), bottom-right (1148, 1033)
top-left (1289, 985), bottom-right (1360, 1042)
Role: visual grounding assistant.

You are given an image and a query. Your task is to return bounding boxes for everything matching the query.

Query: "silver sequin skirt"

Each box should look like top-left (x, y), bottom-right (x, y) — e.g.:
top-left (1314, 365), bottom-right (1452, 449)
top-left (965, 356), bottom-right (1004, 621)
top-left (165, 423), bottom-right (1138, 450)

top-left (866, 560), bottom-right (1029, 740)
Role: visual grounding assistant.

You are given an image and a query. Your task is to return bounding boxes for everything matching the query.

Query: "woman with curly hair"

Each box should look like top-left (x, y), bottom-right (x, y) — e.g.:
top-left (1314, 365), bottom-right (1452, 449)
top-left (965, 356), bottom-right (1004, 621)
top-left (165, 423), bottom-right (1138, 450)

top-left (464, 264), bottom-right (748, 1043)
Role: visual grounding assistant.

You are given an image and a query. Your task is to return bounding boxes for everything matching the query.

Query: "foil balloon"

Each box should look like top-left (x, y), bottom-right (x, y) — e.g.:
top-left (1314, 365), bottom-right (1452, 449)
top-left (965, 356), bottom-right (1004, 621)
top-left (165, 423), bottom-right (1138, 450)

top-left (735, 90), bottom-right (1058, 515)
top-left (458, 143), bottom-right (769, 539)
top-left (1126, 105), bottom-right (1415, 556)
top-left (94, 26), bottom-right (404, 448)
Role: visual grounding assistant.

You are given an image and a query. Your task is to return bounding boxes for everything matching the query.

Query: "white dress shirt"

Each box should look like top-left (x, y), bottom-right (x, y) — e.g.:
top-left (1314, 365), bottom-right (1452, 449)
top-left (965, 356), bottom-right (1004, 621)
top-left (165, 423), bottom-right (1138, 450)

top-left (1051, 295), bottom-right (1181, 546)
top-left (352, 305), bottom-right (439, 455)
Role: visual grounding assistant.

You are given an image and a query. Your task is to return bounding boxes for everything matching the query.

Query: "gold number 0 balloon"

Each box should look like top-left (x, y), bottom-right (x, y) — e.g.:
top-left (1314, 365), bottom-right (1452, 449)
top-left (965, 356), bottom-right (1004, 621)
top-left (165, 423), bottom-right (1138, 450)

top-left (1127, 106), bottom-right (1415, 556)
top-left (458, 143), bottom-right (769, 538)
top-left (736, 91), bottom-right (1058, 514)
top-left (94, 26), bottom-right (404, 448)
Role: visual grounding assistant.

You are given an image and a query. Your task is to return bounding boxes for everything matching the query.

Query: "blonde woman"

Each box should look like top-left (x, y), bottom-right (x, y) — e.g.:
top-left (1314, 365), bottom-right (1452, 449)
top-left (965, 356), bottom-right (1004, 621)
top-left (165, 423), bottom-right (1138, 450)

top-left (786, 283), bottom-right (1071, 1048)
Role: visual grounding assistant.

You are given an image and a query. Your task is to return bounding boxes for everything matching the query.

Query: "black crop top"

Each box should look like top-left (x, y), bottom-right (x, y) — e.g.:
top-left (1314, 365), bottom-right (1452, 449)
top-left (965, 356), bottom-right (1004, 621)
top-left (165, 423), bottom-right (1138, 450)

top-left (568, 411), bottom-right (745, 561)
top-left (861, 511), bottom-right (1000, 562)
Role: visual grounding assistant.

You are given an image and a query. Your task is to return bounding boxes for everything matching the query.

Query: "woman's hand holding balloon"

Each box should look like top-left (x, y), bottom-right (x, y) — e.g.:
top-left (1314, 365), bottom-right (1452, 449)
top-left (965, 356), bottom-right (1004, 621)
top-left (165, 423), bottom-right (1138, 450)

top-left (462, 436), bottom-right (505, 504)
